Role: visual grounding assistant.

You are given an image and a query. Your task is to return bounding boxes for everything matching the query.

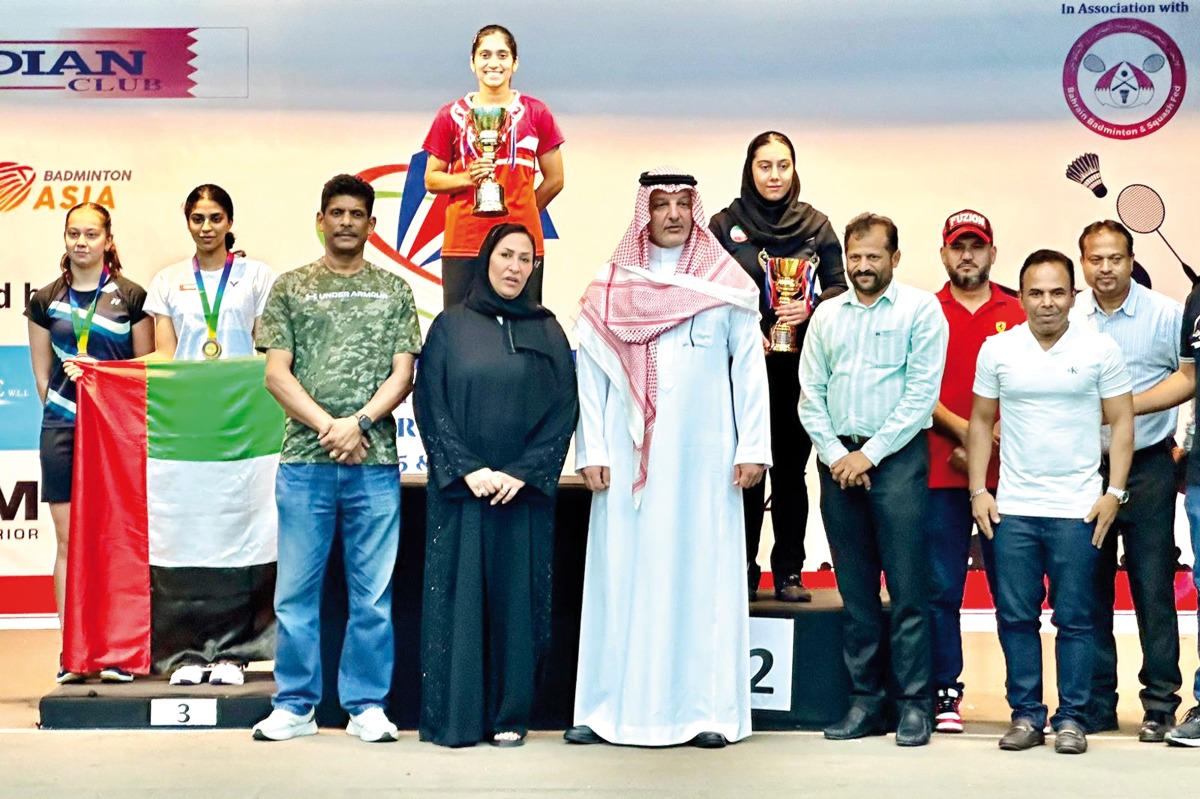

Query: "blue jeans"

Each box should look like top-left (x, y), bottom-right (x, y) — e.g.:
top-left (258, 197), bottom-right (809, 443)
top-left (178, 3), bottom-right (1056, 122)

top-left (993, 514), bottom-right (1098, 730)
top-left (1186, 489), bottom-right (1200, 704)
top-left (926, 488), bottom-right (997, 692)
top-left (272, 463), bottom-right (400, 715)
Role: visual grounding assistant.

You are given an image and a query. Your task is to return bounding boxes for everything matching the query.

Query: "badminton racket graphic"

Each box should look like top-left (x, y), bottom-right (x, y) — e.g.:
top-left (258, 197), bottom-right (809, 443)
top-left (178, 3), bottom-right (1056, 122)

top-left (1116, 184), bottom-right (1197, 285)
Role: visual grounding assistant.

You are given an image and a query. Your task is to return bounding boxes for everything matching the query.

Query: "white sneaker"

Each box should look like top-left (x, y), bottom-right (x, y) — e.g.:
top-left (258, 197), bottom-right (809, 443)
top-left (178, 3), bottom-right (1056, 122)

top-left (98, 667), bottom-right (134, 683)
top-left (169, 665), bottom-right (206, 686)
top-left (252, 708), bottom-right (317, 741)
top-left (346, 707), bottom-right (398, 743)
top-left (208, 662), bottom-right (244, 686)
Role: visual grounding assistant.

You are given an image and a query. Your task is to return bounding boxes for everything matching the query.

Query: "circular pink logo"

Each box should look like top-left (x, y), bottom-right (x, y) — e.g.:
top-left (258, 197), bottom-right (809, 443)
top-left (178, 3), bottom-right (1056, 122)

top-left (1063, 18), bottom-right (1186, 140)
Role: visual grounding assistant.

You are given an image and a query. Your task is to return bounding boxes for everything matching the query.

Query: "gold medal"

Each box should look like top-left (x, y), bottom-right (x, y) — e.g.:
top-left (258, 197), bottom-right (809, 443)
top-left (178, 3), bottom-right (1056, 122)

top-left (202, 338), bottom-right (222, 360)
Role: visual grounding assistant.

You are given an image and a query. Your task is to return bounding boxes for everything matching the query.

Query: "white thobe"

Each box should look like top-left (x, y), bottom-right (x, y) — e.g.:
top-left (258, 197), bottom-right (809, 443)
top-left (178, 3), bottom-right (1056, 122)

top-left (572, 244), bottom-right (771, 746)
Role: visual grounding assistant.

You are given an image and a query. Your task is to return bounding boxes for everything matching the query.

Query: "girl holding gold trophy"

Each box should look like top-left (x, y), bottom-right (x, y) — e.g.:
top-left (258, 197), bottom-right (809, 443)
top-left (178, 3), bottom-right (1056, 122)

top-left (422, 24), bottom-right (565, 309)
top-left (710, 131), bottom-right (847, 605)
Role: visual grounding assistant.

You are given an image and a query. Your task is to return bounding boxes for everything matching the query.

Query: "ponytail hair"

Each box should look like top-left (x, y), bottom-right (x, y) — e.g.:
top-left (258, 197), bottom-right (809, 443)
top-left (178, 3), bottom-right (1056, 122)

top-left (184, 183), bottom-right (237, 252)
top-left (60, 202), bottom-right (119, 285)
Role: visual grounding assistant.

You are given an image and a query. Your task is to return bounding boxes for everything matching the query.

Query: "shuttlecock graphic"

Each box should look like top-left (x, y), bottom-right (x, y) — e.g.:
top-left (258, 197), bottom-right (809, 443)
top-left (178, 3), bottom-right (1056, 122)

top-left (1066, 152), bottom-right (1108, 198)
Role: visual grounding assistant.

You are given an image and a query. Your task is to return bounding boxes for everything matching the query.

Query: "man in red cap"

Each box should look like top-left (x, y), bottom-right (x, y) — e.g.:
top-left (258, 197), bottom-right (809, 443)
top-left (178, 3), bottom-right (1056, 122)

top-left (926, 210), bottom-right (1025, 733)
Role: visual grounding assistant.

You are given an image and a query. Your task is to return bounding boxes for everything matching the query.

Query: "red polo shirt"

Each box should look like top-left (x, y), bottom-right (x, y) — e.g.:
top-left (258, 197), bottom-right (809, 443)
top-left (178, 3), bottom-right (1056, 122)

top-left (928, 282), bottom-right (1027, 489)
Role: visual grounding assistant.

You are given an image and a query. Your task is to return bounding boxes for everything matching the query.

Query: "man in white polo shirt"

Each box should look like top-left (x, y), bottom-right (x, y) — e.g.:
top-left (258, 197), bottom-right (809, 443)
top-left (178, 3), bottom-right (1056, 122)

top-left (968, 249), bottom-right (1133, 756)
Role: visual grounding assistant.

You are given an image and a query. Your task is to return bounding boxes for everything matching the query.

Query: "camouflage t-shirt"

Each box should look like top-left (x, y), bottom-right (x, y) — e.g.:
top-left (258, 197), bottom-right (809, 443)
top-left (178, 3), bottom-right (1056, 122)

top-left (256, 259), bottom-right (422, 465)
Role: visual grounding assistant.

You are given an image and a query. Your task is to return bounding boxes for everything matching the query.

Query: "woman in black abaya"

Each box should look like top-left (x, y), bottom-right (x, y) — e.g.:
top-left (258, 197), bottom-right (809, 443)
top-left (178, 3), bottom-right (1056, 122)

top-left (414, 222), bottom-right (578, 748)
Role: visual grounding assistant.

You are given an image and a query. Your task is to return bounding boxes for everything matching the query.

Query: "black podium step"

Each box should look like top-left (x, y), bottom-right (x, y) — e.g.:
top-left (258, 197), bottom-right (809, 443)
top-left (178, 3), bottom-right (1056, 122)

top-left (39, 671), bottom-right (275, 730)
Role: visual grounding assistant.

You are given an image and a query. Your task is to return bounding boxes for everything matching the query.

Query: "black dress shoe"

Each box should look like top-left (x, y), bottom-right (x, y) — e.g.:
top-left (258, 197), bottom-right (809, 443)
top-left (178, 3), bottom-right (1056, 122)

top-left (563, 725), bottom-right (604, 744)
top-left (1139, 711), bottom-right (1175, 743)
top-left (775, 574), bottom-right (813, 603)
top-left (998, 718), bottom-right (1045, 751)
top-left (824, 705), bottom-right (886, 740)
top-left (1055, 720), bottom-right (1088, 754)
top-left (894, 706), bottom-right (932, 747)
top-left (692, 731), bottom-right (727, 748)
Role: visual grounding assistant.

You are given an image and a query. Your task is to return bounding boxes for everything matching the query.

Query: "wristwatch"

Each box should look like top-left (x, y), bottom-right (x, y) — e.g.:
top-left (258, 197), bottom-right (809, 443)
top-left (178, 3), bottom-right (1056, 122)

top-left (354, 412), bottom-right (372, 432)
top-left (1106, 486), bottom-right (1130, 505)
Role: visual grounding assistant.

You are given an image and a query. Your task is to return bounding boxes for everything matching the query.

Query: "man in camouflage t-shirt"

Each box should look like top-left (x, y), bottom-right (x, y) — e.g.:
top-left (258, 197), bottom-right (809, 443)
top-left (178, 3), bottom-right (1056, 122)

top-left (251, 174), bottom-right (422, 744)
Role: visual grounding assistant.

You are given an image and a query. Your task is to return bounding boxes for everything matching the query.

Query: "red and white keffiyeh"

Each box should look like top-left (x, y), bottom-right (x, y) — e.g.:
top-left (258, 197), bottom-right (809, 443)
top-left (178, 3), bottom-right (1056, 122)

top-left (577, 167), bottom-right (758, 504)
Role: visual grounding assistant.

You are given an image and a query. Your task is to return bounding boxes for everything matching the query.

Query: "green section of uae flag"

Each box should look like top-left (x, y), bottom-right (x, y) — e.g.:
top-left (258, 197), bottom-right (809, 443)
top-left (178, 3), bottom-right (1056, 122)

top-left (146, 359), bottom-right (284, 461)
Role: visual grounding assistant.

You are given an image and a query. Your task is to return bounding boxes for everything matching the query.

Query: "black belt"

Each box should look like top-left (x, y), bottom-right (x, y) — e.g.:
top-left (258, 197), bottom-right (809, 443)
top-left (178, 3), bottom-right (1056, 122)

top-left (838, 434), bottom-right (870, 447)
top-left (1101, 437), bottom-right (1174, 470)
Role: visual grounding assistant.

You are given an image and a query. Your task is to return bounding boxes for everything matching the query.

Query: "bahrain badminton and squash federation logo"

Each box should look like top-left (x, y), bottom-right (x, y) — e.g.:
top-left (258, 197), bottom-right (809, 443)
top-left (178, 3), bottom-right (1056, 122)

top-left (0, 163), bottom-right (35, 211)
top-left (1063, 19), bottom-right (1186, 140)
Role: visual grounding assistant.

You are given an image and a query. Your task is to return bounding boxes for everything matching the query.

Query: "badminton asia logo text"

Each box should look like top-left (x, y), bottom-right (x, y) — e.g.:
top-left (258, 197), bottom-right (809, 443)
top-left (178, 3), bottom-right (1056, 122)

top-left (1063, 18), bottom-right (1187, 139)
top-left (0, 162), bottom-right (132, 213)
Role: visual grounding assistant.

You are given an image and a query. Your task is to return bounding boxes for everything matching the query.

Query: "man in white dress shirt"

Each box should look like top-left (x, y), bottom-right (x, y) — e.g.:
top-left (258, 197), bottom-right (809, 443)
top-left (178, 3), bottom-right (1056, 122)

top-left (799, 213), bottom-right (948, 747)
top-left (568, 168), bottom-right (771, 749)
top-left (1072, 220), bottom-right (1182, 742)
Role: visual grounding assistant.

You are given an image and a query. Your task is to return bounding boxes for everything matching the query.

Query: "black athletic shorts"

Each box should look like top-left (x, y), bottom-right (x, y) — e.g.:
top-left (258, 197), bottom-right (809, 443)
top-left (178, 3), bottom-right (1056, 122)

top-left (40, 426), bottom-right (75, 503)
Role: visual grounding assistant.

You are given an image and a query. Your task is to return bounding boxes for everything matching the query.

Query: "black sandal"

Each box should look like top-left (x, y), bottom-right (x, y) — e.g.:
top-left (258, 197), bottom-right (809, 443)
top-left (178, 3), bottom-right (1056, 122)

top-left (490, 731), bottom-right (526, 747)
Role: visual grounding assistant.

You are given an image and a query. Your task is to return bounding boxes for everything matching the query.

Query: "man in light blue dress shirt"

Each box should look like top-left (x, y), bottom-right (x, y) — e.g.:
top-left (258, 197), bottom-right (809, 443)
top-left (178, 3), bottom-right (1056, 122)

top-left (1074, 220), bottom-right (1182, 742)
top-left (799, 213), bottom-right (948, 747)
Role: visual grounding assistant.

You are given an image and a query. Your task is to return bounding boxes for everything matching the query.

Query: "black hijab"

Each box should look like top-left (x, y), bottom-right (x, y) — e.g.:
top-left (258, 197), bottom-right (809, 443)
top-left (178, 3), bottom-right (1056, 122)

top-left (723, 131), bottom-right (830, 250)
top-left (463, 223), bottom-right (557, 358)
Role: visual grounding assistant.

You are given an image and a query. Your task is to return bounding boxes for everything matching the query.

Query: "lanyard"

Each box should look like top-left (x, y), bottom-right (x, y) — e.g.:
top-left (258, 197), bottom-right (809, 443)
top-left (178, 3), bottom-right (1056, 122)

top-left (67, 268), bottom-right (110, 356)
top-left (192, 252), bottom-right (234, 341)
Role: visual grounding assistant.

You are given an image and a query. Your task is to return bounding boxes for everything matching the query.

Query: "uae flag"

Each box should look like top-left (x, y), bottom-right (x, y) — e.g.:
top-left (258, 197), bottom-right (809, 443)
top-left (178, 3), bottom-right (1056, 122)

top-left (64, 359), bottom-right (283, 674)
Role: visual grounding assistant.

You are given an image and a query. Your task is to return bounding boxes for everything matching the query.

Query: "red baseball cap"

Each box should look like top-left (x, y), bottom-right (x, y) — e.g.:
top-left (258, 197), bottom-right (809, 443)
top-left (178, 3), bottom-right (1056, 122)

top-left (942, 209), bottom-right (993, 245)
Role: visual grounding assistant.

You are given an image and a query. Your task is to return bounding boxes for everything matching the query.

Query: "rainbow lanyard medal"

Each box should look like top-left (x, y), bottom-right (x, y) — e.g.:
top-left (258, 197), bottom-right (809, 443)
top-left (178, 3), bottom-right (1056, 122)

top-left (67, 267), bottom-right (111, 357)
top-left (193, 252), bottom-right (234, 359)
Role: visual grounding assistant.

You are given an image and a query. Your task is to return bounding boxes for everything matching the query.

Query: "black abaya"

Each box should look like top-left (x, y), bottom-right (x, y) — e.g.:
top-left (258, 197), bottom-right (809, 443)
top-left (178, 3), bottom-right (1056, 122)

top-left (413, 303), bottom-right (578, 747)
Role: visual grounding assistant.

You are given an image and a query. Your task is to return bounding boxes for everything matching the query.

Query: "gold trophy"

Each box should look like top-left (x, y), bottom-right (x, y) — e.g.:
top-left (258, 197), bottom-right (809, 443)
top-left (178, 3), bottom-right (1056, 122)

top-left (759, 252), bottom-right (815, 353)
top-left (470, 106), bottom-right (509, 217)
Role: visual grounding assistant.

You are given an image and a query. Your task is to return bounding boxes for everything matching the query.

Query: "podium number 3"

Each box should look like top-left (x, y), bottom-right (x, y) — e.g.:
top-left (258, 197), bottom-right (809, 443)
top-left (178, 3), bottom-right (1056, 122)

top-left (750, 648), bottom-right (774, 695)
top-left (177, 703), bottom-right (191, 723)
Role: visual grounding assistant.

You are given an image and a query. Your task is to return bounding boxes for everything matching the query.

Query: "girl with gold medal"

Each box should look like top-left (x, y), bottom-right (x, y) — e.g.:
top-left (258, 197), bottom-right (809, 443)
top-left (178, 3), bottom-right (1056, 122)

top-left (26, 202), bottom-right (154, 683)
top-left (145, 184), bottom-right (275, 362)
top-left (143, 185), bottom-right (276, 687)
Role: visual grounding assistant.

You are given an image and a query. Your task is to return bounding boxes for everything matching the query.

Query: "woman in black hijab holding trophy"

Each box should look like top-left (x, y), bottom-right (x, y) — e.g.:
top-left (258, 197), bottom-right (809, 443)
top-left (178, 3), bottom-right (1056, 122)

top-left (711, 131), bottom-right (847, 604)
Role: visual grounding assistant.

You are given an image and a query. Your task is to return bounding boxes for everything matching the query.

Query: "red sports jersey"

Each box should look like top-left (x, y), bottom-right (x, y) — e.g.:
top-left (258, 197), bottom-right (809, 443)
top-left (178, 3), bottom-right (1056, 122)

top-left (928, 282), bottom-right (1027, 489)
top-left (422, 92), bottom-right (564, 258)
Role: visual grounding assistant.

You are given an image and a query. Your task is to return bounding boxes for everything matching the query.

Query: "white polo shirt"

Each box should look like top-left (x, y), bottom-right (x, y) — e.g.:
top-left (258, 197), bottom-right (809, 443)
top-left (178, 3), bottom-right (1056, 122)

top-left (973, 321), bottom-right (1131, 519)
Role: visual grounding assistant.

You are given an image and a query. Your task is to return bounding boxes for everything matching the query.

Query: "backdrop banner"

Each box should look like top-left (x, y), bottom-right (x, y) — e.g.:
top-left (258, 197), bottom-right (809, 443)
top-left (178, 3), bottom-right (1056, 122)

top-left (1, 0), bottom-right (1196, 624)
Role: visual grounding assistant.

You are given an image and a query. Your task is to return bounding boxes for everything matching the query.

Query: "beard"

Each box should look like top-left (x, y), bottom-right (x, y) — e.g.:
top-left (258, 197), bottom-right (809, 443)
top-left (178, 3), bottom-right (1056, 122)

top-left (948, 264), bottom-right (991, 290)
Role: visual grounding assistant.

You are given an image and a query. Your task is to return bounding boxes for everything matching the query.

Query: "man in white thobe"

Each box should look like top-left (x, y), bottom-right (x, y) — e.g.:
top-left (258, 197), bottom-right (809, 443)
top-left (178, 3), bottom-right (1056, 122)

top-left (567, 168), bottom-right (771, 748)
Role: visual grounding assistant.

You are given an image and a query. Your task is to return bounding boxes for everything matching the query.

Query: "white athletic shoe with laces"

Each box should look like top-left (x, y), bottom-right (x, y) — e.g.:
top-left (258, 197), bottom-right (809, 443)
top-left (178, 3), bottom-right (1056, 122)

top-left (252, 708), bottom-right (317, 741)
top-left (208, 662), bottom-right (244, 686)
top-left (169, 665), bottom-right (206, 686)
top-left (346, 707), bottom-right (399, 743)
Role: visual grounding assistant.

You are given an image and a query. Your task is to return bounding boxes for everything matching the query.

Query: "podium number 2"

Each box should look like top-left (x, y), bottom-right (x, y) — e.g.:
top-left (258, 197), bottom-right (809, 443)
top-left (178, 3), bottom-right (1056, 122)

top-left (750, 648), bottom-right (774, 695)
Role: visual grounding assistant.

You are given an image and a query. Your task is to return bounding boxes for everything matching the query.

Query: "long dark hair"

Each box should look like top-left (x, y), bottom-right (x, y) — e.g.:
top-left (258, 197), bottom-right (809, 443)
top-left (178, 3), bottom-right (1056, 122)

top-left (472, 24), bottom-right (518, 59)
top-left (185, 183), bottom-right (236, 251)
top-left (59, 202), bottom-right (123, 285)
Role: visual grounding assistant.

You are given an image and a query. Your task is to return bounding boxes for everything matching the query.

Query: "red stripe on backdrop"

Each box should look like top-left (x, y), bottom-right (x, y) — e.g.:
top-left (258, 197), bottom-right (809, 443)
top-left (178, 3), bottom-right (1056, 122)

top-left (63, 361), bottom-right (150, 674)
top-left (0, 575), bottom-right (55, 614)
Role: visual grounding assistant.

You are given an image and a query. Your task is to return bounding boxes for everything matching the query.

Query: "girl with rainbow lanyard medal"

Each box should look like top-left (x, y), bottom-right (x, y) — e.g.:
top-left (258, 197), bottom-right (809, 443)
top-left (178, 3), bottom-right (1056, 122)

top-left (26, 202), bottom-right (153, 684)
top-left (143, 184), bottom-right (276, 687)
